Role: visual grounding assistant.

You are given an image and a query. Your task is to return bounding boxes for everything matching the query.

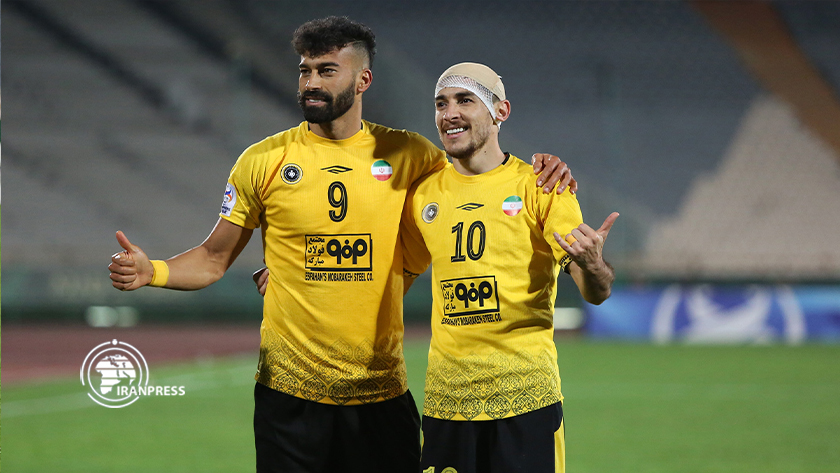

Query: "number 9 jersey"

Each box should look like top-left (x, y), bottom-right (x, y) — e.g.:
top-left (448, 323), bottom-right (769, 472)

top-left (221, 121), bottom-right (445, 405)
top-left (401, 155), bottom-right (584, 421)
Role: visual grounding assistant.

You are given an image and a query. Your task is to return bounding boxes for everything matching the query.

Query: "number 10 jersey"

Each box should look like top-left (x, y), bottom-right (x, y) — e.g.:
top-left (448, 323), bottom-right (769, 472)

top-left (402, 156), bottom-right (584, 421)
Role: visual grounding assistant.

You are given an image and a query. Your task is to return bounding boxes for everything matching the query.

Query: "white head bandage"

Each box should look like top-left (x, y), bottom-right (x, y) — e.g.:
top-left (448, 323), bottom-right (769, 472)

top-left (435, 62), bottom-right (506, 126)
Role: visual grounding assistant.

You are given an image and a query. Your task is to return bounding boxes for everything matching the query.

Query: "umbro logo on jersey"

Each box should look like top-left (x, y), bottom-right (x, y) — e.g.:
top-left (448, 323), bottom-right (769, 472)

top-left (321, 165), bottom-right (353, 174)
top-left (456, 203), bottom-right (484, 211)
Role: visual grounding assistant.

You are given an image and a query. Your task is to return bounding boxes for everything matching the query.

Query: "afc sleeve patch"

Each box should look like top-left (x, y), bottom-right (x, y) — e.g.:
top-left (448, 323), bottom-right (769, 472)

top-left (221, 183), bottom-right (237, 217)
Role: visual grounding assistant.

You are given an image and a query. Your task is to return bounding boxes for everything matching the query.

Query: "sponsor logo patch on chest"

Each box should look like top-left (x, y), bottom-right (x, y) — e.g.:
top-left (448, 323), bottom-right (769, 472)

top-left (440, 275), bottom-right (502, 326)
top-left (303, 234), bottom-right (374, 282)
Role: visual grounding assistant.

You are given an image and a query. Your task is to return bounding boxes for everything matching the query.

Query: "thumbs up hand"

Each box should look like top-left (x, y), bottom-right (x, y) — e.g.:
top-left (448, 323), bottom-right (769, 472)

top-left (109, 231), bottom-right (154, 291)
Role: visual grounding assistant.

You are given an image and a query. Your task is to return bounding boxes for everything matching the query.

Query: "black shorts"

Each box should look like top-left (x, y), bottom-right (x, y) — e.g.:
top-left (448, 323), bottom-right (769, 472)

top-left (254, 382), bottom-right (421, 473)
top-left (420, 402), bottom-right (565, 473)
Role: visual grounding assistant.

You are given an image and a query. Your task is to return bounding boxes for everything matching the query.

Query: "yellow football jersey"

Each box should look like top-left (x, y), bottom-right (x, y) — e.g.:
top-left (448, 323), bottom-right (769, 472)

top-left (221, 121), bottom-right (445, 405)
top-left (402, 155), bottom-right (583, 420)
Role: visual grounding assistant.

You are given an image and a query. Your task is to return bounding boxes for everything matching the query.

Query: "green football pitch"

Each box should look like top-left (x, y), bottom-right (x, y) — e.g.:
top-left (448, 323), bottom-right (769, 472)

top-left (2, 339), bottom-right (839, 472)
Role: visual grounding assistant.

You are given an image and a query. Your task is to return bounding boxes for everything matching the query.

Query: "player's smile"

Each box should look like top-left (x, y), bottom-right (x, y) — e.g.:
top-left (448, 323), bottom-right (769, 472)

top-left (443, 126), bottom-right (468, 140)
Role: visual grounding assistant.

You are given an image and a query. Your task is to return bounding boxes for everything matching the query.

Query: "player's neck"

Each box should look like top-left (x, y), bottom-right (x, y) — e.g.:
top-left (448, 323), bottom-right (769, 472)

top-left (451, 142), bottom-right (506, 176)
top-left (308, 101), bottom-right (364, 141)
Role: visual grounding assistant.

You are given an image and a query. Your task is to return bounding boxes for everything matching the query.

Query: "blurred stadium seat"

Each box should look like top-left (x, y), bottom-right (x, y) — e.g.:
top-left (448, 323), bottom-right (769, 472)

top-left (646, 95), bottom-right (840, 279)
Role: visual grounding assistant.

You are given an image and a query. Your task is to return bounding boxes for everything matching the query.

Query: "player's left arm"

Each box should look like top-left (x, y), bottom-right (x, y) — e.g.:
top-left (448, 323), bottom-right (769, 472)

top-left (554, 212), bottom-right (619, 305)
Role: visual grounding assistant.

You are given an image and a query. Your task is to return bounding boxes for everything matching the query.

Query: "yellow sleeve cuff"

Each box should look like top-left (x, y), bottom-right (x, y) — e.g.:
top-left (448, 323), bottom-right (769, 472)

top-left (149, 260), bottom-right (170, 287)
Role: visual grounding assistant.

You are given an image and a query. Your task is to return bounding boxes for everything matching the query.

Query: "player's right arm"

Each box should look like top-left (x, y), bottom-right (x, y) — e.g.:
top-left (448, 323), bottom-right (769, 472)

top-left (112, 137), bottom-right (269, 292)
top-left (109, 218), bottom-right (253, 291)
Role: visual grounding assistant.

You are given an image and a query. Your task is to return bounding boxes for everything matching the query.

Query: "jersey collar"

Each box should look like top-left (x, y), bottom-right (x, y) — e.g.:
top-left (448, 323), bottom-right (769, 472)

top-left (446, 152), bottom-right (517, 184)
top-left (302, 121), bottom-right (369, 147)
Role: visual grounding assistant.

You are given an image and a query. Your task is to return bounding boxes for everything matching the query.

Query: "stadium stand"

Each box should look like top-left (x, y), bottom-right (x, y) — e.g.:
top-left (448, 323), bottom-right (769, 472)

top-left (3, 0), bottom-right (299, 267)
top-left (645, 94), bottom-right (840, 279)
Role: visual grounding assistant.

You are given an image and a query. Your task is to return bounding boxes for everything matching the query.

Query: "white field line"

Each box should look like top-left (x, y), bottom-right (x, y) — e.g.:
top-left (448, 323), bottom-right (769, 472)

top-left (3, 365), bottom-right (255, 419)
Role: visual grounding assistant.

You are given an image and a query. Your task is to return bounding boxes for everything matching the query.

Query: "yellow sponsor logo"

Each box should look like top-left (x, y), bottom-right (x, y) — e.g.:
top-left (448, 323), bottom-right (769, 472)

top-left (305, 234), bottom-right (373, 272)
top-left (441, 275), bottom-right (500, 318)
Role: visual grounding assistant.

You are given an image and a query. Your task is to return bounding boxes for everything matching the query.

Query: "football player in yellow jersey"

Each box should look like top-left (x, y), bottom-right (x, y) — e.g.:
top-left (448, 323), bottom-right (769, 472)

top-left (109, 16), bottom-right (576, 473)
top-left (398, 63), bottom-right (619, 473)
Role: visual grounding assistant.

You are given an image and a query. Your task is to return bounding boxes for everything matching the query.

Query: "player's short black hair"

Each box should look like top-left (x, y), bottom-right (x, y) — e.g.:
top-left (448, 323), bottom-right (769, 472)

top-left (292, 16), bottom-right (376, 67)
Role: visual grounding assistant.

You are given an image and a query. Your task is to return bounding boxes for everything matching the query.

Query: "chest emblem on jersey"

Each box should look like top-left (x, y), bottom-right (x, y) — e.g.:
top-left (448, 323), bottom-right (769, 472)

top-left (371, 160), bottom-right (393, 181)
top-left (422, 202), bottom-right (439, 223)
top-left (502, 195), bottom-right (523, 216)
top-left (281, 163), bottom-right (303, 185)
top-left (220, 183), bottom-right (237, 217)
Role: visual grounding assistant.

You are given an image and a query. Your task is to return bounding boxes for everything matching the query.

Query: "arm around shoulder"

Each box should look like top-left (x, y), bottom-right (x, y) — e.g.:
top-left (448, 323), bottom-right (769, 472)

top-left (399, 184), bottom-right (432, 295)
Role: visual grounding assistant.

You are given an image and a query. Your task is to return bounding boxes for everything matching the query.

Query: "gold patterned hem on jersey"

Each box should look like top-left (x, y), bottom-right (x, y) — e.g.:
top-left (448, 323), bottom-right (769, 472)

top-left (255, 326), bottom-right (408, 405)
top-left (423, 349), bottom-right (562, 421)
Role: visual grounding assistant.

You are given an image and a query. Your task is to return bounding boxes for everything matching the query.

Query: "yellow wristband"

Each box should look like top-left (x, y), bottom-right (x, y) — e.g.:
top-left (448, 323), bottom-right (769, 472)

top-left (149, 260), bottom-right (170, 287)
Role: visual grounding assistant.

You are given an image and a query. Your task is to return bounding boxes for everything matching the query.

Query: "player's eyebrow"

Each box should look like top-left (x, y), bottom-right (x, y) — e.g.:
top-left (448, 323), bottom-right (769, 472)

top-left (435, 91), bottom-right (478, 101)
top-left (300, 61), bottom-right (341, 69)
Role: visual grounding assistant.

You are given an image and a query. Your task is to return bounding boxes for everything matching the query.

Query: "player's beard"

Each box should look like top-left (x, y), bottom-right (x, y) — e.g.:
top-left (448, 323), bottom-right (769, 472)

top-left (297, 82), bottom-right (356, 124)
top-left (443, 122), bottom-right (493, 161)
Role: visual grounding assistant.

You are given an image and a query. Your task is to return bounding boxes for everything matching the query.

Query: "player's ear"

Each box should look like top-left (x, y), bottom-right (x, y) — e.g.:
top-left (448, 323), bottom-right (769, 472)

top-left (494, 99), bottom-right (511, 123)
top-left (357, 68), bottom-right (373, 94)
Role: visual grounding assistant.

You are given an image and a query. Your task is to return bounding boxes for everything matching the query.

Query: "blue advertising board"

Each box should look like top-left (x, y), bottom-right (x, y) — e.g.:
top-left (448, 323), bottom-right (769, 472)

top-left (585, 285), bottom-right (840, 343)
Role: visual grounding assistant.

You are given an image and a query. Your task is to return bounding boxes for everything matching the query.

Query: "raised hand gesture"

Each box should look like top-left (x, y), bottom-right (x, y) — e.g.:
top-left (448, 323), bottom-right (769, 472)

top-left (553, 212), bottom-right (618, 305)
top-left (554, 212), bottom-right (619, 270)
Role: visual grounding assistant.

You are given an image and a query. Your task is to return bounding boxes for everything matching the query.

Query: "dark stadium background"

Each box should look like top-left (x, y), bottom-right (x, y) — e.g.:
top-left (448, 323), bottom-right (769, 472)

top-left (2, 1), bottom-right (839, 472)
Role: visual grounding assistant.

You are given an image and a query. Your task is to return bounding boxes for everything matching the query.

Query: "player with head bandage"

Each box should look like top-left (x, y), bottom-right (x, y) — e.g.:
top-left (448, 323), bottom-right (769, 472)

top-left (399, 62), bottom-right (620, 473)
top-left (434, 63), bottom-right (506, 127)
